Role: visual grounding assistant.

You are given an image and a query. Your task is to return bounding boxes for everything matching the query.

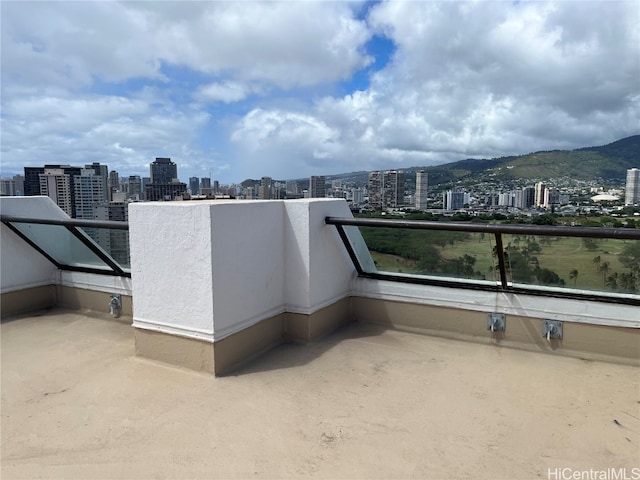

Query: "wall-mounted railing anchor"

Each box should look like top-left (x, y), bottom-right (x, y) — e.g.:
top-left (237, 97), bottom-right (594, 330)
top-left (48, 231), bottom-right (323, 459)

top-left (109, 294), bottom-right (122, 317)
top-left (487, 313), bottom-right (506, 332)
top-left (543, 319), bottom-right (563, 341)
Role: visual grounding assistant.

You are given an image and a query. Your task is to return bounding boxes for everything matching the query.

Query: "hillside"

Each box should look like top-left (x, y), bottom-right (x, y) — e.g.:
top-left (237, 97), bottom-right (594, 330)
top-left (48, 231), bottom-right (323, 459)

top-left (326, 135), bottom-right (640, 187)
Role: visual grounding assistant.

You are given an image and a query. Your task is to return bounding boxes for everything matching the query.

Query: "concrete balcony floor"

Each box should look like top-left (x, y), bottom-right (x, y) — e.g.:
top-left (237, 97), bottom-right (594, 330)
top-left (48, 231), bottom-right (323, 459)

top-left (2, 310), bottom-right (638, 479)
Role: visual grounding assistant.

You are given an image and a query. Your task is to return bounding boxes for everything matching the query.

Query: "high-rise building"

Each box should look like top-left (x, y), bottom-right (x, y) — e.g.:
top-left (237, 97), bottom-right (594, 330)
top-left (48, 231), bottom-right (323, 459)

top-left (498, 192), bottom-right (514, 207)
top-left (13, 175), bottom-right (24, 196)
top-left (272, 181), bottom-right (285, 199)
top-left (485, 193), bottom-right (499, 207)
top-left (127, 176), bottom-right (142, 200)
top-left (514, 190), bottom-right (524, 209)
top-left (351, 188), bottom-right (364, 206)
top-left (0, 176), bottom-right (23, 196)
top-left (39, 167), bottom-right (73, 216)
top-left (383, 170), bottom-right (405, 208)
top-left (146, 158), bottom-right (186, 201)
top-left (543, 188), bottom-right (560, 209)
top-left (150, 158), bottom-right (178, 183)
top-left (0, 178), bottom-right (14, 196)
top-left (522, 186), bottom-right (535, 209)
top-left (260, 177), bottom-right (272, 200)
top-left (24, 167), bottom-right (45, 196)
top-left (84, 163), bottom-right (110, 201)
top-left (94, 201), bottom-right (129, 266)
top-left (141, 177), bottom-right (151, 201)
top-left (415, 171), bottom-right (428, 210)
top-left (109, 170), bottom-right (120, 198)
top-left (189, 177), bottom-right (200, 195)
top-left (368, 171), bottom-right (383, 209)
top-left (286, 181), bottom-right (299, 195)
top-left (625, 168), bottom-right (640, 206)
top-left (74, 168), bottom-right (108, 219)
top-left (201, 177), bottom-right (211, 191)
top-left (443, 191), bottom-right (466, 212)
top-left (534, 182), bottom-right (546, 207)
top-left (145, 183), bottom-right (187, 202)
top-left (309, 176), bottom-right (326, 198)
top-left (25, 165), bottom-right (82, 215)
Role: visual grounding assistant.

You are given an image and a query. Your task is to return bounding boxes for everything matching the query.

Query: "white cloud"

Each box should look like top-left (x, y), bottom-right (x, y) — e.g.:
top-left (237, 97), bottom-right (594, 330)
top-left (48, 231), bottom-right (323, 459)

top-left (1, 1), bottom-right (637, 183)
top-left (0, 90), bottom-right (213, 177)
top-left (1, 1), bottom-right (372, 90)
top-left (230, 108), bottom-right (344, 178)
top-left (196, 82), bottom-right (254, 104)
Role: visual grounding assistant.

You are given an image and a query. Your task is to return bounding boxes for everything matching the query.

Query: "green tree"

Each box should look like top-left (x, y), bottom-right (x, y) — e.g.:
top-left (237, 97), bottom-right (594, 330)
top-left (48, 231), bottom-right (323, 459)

top-left (599, 261), bottom-right (610, 284)
top-left (582, 238), bottom-right (599, 251)
top-left (618, 272), bottom-right (637, 293)
top-left (569, 269), bottom-right (579, 287)
top-left (535, 267), bottom-right (565, 286)
top-left (417, 245), bottom-right (443, 273)
top-left (619, 242), bottom-right (640, 274)
top-left (532, 214), bottom-right (557, 225)
top-left (528, 241), bottom-right (542, 255)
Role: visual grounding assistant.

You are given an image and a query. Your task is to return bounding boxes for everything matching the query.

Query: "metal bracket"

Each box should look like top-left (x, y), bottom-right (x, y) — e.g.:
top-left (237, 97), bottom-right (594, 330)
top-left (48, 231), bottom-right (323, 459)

top-left (109, 293), bottom-right (122, 317)
top-left (487, 313), bottom-right (506, 332)
top-left (543, 319), bottom-right (562, 341)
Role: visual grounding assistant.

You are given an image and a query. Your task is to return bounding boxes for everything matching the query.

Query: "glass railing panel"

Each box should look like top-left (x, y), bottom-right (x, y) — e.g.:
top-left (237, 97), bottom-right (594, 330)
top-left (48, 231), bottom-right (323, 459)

top-left (502, 234), bottom-right (640, 297)
top-left (11, 222), bottom-right (122, 272)
top-left (77, 226), bottom-right (131, 271)
top-left (350, 226), bottom-right (498, 284)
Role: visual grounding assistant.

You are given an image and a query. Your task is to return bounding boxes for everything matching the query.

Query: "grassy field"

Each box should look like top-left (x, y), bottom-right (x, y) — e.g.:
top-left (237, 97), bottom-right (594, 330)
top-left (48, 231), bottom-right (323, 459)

top-left (368, 233), bottom-right (634, 292)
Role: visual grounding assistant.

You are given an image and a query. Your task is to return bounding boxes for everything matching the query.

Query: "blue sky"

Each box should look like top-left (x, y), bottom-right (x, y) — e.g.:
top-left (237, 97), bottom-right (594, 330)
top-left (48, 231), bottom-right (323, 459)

top-left (1, 1), bottom-right (638, 184)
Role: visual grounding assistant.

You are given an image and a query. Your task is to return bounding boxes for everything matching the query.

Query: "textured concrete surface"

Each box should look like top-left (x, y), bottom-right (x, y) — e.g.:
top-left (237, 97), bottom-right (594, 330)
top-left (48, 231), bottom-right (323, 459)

top-left (2, 310), bottom-right (639, 479)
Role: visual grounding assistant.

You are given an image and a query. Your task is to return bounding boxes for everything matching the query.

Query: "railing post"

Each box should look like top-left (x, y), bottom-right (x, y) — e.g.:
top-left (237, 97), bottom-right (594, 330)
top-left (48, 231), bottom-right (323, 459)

top-left (333, 224), bottom-right (364, 275)
top-left (493, 233), bottom-right (509, 290)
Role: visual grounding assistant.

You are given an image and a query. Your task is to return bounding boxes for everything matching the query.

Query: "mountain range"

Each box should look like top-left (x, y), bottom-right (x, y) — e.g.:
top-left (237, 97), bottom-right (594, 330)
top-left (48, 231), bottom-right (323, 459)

top-left (324, 135), bottom-right (639, 188)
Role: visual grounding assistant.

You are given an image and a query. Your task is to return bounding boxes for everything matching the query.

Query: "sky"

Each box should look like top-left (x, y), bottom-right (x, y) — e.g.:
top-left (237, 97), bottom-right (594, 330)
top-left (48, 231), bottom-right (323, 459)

top-left (1, 1), bottom-right (639, 184)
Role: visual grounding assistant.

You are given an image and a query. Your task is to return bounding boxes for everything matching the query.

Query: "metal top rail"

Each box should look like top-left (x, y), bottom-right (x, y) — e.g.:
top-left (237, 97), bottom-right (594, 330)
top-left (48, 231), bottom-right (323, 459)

top-left (325, 216), bottom-right (640, 240)
top-left (1, 215), bottom-right (129, 230)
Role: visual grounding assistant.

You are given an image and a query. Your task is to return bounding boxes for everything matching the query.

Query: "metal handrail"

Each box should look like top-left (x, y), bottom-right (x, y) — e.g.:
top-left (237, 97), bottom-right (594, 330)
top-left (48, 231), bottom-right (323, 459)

top-left (325, 217), bottom-right (640, 240)
top-left (325, 216), bottom-right (640, 306)
top-left (0, 215), bottom-right (129, 230)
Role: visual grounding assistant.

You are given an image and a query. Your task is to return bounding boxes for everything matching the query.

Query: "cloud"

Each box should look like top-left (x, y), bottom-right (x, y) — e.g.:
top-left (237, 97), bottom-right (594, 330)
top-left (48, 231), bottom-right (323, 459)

top-left (228, 0), bottom-right (639, 177)
top-left (1, 89), bottom-right (214, 176)
top-left (230, 108), bottom-right (343, 178)
top-left (1, 1), bottom-right (637, 183)
top-left (1, 1), bottom-right (372, 90)
top-left (196, 82), bottom-right (257, 104)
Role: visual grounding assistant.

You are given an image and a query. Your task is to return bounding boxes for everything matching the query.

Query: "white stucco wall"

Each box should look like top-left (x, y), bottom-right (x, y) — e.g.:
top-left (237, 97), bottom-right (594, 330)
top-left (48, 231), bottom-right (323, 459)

top-left (129, 202), bottom-right (215, 340)
top-left (0, 197), bottom-right (61, 293)
top-left (282, 201), bottom-right (312, 311)
top-left (130, 199), bottom-right (358, 341)
top-left (307, 200), bottom-right (357, 309)
top-left (209, 201), bottom-right (285, 339)
top-left (351, 278), bottom-right (640, 329)
top-left (60, 271), bottom-right (132, 296)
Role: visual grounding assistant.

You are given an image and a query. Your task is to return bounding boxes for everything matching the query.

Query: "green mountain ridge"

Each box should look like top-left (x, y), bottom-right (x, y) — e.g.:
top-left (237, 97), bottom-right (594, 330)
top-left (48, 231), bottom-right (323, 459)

top-left (325, 135), bottom-right (640, 187)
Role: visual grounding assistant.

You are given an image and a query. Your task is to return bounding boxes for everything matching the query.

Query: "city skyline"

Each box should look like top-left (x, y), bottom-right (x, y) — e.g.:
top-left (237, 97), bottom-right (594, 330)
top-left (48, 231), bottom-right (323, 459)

top-left (2, 1), bottom-right (638, 183)
top-left (10, 159), bottom-right (639, 214)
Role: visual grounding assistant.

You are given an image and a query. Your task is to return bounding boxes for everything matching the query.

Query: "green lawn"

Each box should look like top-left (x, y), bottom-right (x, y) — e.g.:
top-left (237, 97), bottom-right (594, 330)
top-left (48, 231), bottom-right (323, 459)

top-left (369, 233), bottom-right (635, 292)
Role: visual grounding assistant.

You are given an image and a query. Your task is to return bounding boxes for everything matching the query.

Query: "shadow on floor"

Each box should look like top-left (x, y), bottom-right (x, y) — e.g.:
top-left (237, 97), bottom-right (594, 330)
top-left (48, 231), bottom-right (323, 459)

top-left (225, 321), bottom-right (391, 377)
